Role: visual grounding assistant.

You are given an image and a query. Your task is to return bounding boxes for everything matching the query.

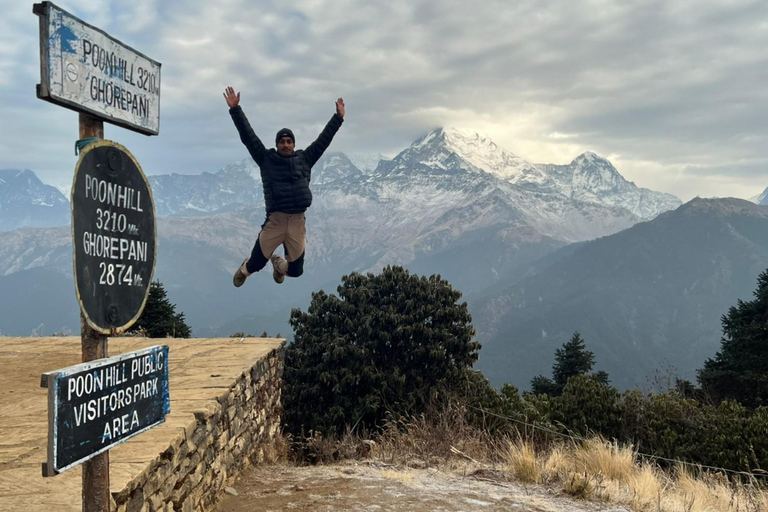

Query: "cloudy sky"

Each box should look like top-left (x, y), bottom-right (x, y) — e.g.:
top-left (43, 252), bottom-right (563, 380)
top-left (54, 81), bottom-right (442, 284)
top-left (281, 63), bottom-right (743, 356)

top-left (1, 0), bottom-right (767, 201)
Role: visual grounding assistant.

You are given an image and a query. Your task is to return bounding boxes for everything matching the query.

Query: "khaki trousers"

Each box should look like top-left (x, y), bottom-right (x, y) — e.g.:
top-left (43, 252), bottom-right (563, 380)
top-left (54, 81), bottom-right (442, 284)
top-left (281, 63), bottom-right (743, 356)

top-left (258, 212), bottom-right (306, 262)
top-left (245, 212), bottom-right (307, 275)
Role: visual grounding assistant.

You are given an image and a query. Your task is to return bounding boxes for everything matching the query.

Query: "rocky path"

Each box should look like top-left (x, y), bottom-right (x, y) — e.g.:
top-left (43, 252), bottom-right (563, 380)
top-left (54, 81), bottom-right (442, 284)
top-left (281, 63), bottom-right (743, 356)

top-left (214, 462), bottom-right (630, 512)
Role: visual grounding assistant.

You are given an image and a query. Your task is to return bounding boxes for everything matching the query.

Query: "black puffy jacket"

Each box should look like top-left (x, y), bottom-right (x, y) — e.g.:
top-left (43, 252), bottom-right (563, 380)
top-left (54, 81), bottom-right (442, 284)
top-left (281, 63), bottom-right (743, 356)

top-left (229, 106), bottom-right (343, 214)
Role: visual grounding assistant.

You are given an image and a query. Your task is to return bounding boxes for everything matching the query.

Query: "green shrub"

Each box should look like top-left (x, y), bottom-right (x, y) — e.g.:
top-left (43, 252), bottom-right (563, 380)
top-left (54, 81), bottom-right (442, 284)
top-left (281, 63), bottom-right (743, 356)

top-left (621, 389), bottom-right (700, 461)
top-left (686, 401), bottom-right (755, 472)
top-left (550, 374), bottom-right (622, 439)
top-left (283, 266), bottom-right (480, 436)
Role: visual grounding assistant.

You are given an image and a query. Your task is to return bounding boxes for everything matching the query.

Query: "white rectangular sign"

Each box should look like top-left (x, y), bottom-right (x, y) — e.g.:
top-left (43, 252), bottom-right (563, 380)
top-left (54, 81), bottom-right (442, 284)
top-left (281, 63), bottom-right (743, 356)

top-left (34, 2), bottom-right (161, 135)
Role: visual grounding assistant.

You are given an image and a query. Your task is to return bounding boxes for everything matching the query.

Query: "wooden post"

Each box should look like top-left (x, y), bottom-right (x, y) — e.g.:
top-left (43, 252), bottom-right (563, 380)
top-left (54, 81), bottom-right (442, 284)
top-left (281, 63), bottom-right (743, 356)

top-left (79, 112), bottom-right (110, 512)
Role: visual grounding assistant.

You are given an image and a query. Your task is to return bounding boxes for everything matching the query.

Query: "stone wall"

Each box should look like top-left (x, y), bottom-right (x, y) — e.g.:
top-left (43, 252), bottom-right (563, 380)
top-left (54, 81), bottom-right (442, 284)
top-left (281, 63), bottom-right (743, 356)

top-left (112, 345), bottom-right (284, 512)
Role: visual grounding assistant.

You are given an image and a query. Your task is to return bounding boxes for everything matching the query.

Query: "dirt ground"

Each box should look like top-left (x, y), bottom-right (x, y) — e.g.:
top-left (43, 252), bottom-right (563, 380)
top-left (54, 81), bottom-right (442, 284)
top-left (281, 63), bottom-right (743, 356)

top-left (214, 462), bottom-right (630, 512)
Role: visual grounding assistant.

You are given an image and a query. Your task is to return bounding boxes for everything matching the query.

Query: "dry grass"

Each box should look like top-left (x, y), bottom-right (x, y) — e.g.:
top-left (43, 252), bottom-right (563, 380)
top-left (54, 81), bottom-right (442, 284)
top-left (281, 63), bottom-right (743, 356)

top-left (663, 470), bottom-right (768, 512)
top-left (496, 436), bottom-right (768, 512)
top-left (572, 438), bottom-right (637, 482)
top-left (371, 404), bottom-right (495, 469)
top-left (540, 445), bottom-right (569, 484)
top-left (562, 471), bottom-right (596, 500)
top-left (288, 411), bottom-right (768, 512)
top-left (624, 463), bottom-right (665, 510)
top-left (504, 437), bottom-right (540, 483)
top-left (288, 428), bottom-right (363, 465)
top-left (260, 432), bottom-right (289, 464)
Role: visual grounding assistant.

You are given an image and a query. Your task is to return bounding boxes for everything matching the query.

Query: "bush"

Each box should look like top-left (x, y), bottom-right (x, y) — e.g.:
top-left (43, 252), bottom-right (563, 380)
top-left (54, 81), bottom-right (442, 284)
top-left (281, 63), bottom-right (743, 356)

top-left (686, 400), bottom-right (762, 472)
top-left (620, 391), bottom-right (768, 473)
top-left (283, 266), bottom-right (480, 436)
top-left (551, 374), bottom-right (622, 439)
top-left (621, 389), bottom-right (700, 462)
top-left (458, 371), bottom-right (550, 436)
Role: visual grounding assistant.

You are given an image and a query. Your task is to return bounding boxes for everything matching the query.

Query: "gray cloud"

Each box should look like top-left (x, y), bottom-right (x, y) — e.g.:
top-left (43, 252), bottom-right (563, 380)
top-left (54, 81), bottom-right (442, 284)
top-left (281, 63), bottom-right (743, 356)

top-left (1, 0), bottom-right (767, 200)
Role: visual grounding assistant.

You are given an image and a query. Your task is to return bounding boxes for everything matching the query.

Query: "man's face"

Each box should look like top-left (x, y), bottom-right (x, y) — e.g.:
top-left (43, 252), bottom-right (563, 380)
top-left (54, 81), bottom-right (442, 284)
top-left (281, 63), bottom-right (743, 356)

top-left (277, 137), bottom-right (295, 156)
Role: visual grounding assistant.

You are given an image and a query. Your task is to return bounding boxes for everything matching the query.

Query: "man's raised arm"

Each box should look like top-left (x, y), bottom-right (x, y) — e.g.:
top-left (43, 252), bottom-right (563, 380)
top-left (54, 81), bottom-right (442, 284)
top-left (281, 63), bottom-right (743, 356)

top-left (304, 98), bottom-right (345, 166)
top-left (225, 86), bottom-right (268, 165)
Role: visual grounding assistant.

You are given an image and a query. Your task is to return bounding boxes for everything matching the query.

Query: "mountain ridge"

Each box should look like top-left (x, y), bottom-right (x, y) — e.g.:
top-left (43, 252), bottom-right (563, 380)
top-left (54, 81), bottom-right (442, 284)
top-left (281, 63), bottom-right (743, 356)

top-left (1, 128), bottom-right (684, 343)
top-left (0, 169), bottom-right (70, 231)
top-left (474, 196), bottom-right (768, 390)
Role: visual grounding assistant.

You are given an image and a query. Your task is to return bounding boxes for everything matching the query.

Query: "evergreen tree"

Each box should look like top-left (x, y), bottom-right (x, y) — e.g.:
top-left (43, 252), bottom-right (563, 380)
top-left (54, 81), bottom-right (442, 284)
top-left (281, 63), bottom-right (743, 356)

top-left (530, 375), bottom-right (559, 396)
top-left (131, 281), bottom-right (191, 338)
top-left (552, 332), bottom-right (595, 389)
top-left (283, 266), bottom-right (480, 436)
top-left (530, 332), bottom-right (606, 396)
top-left (590, 370), bottom-right (611, 387)
top-left (698, 270), bottom-right (768, 407)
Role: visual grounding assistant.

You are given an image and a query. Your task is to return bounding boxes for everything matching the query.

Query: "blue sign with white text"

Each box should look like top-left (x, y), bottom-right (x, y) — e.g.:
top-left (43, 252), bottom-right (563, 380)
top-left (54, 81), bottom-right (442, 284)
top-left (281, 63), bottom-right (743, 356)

top-left (43, 345), bottom-right (170, 475)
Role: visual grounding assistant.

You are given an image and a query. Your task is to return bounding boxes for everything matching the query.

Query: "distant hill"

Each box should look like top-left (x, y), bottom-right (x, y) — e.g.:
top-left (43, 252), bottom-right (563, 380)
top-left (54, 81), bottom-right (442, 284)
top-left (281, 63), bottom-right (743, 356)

top-left (474, 198), bottom-right (768, 390)
top-left (0, 268), bottom-right (80, 335)
top-left (0, 169), bottom-right (69, 231)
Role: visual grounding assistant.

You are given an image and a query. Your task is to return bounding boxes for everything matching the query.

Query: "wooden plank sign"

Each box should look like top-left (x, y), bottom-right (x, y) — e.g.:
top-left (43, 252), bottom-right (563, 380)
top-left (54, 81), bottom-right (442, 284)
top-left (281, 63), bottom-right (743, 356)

top-left (34, 2), bottom-right (161, 135)
top-left (41, 346), bottom-right (170, 476)
top-left (72, 140), bottom-right (157, 334)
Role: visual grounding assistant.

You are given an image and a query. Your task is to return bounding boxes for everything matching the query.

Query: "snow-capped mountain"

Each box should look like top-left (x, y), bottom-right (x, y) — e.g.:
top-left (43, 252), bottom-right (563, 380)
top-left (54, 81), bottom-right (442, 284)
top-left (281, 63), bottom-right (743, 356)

top-left (311, 153), bottom-right (368, 187)
top-left (345, 152), bottom-right (389, 173)
top-left (753, 186), bottom-right (768, 205)
top-left (539, 152), bottom-right (681, 219)
top-left (0, 127), bottom-right (683, 283)
top-left (0, 169), bottom-right (70, 231)
top-left (383, 127), bottom-right (679, 222)
top-left (0, 128), bottom-right (683, 336)
top-left (148, 163), bottom-right (264, 217)
top-left (359, 128), bottom-right (679, 247)
top-left (380, 127), bottom-right (543, 182)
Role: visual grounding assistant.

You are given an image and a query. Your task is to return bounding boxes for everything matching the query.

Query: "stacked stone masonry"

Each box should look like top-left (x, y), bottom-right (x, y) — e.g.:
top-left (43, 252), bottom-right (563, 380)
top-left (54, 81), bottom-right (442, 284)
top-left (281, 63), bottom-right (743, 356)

top-left (112, 346), bottom-right (284, 512)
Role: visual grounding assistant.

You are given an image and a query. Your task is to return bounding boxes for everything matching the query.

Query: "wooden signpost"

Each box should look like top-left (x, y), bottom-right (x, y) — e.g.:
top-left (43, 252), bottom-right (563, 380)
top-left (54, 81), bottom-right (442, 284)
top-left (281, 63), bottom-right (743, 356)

top-left (34, 3), bottom-right (163, 511)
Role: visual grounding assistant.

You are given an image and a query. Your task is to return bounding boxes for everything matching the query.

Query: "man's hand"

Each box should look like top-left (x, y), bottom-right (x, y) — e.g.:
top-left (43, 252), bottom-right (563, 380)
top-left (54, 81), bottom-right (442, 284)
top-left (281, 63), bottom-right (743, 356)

top-left (223, 86), bottom-right (240, 109)
top-left (336, 97), bottom-right (345, 119)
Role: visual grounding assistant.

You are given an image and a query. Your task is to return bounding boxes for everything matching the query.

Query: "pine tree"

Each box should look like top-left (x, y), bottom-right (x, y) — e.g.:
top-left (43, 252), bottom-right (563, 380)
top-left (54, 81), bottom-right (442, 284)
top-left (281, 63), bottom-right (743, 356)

top-left (283, 266), bottom-right (480, 436)
top-left (552, 332), bottom-right (595, 389)
top-left (131, 281), bottom-right (192, 338)
top-left (530, 332), bottom-right (607, 396)
top-left (530, 375), bottom-right (559, 396)
top-left (698, 270), bottom-right (768, 407)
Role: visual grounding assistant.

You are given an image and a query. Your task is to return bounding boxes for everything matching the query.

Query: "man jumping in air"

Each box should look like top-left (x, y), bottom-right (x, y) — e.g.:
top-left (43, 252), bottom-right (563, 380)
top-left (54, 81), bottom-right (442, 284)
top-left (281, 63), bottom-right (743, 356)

top-left (224, 86), bottom-right (345, 287)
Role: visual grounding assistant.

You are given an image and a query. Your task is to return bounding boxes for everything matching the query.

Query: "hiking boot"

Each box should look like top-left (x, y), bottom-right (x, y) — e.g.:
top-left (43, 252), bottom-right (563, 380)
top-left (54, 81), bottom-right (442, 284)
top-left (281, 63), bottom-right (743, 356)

top-left (271, 254), bottom-right (288, 284)
top-left (233, 259), bottom-right (250, 287)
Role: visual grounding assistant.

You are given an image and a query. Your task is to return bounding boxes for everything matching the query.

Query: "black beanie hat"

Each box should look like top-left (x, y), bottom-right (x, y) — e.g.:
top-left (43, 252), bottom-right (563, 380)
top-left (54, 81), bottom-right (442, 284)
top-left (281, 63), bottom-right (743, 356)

top-left (275, 128), bottom-right (295, 145)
